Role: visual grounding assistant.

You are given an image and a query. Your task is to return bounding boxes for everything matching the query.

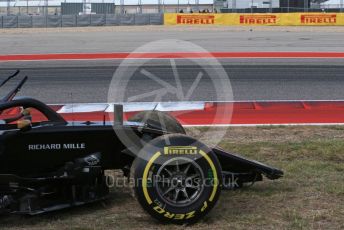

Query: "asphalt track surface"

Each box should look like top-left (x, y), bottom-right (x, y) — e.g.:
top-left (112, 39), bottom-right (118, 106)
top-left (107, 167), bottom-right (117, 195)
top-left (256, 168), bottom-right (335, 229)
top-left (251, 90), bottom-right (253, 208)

top-left (1, 26), bottom-right (344, 54)
top-left (1, 27), bottom-right (344, 103)
top-left (1, 60), bottom-right (344, 103)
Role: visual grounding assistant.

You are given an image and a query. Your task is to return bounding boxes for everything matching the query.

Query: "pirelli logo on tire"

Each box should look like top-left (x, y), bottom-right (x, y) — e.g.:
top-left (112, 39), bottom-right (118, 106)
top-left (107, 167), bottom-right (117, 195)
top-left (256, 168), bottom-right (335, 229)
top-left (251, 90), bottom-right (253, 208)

top-left (153, 205), bottom-right (196, 220)
top-left (164, 146), bottom-right (198, 155)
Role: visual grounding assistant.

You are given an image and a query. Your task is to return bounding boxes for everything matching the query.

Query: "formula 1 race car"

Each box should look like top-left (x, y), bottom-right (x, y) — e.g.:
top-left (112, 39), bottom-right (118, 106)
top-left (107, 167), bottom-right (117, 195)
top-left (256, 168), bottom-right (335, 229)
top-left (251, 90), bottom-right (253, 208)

top-left (0, 71), bottom-right (283, 224)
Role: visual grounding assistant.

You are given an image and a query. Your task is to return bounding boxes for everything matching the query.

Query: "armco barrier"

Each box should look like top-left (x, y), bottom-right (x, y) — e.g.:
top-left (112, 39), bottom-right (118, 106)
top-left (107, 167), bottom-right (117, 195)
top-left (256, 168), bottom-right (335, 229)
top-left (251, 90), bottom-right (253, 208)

top-left (164, 13), bottom-right (344, 26)
top-left (0, 14), bottom-right (163, 28)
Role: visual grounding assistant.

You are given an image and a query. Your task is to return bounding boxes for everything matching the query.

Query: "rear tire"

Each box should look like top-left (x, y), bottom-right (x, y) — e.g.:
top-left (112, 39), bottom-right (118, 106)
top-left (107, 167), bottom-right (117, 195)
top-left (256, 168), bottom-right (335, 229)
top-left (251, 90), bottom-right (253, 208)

top-left (131, 134), bottom-right (222, 224)
top-left (128, 111), bottom-right (186, 134)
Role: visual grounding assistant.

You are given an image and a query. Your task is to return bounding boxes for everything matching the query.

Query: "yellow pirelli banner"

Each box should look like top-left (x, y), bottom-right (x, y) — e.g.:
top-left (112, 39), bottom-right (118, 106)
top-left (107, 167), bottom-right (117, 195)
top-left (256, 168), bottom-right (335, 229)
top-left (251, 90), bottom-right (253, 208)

top-left (164, 13), bottom-right (344, 26)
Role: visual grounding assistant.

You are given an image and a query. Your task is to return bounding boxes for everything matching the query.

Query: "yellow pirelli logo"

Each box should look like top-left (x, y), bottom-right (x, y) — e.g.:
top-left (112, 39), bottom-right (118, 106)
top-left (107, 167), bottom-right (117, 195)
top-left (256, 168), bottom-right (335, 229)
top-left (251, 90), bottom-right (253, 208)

top-left (164, 146), bottom-right (198, 155)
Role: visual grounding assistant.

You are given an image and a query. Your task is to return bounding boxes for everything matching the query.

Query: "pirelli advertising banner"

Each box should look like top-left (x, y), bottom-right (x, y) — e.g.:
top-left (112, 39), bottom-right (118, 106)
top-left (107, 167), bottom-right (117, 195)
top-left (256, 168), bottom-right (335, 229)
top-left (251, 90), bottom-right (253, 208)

top-left (164, 14), bottom-right (227, 25)
top-left (164, 13), bottom-right (344, 26)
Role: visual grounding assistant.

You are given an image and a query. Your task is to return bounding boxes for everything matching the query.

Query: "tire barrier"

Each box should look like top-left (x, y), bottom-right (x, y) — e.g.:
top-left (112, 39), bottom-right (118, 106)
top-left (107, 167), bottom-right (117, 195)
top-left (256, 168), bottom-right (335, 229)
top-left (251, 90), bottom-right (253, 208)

top-left (0, 13), bottom-right (163, 29)
top-left (164, 13), bottom-right (344, 26)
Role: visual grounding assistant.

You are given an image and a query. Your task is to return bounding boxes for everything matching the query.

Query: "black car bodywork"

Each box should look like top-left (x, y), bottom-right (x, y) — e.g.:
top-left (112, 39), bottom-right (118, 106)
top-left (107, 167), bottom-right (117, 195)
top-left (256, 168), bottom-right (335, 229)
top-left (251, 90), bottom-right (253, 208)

top-left (0, 71), bottom-right (283, 222)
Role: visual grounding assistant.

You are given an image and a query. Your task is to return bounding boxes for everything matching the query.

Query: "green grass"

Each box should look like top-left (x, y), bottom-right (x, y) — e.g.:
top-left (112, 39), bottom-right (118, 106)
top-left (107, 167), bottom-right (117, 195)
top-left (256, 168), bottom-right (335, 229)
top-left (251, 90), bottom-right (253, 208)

top-left (1, 126), bottom-right (344, 230)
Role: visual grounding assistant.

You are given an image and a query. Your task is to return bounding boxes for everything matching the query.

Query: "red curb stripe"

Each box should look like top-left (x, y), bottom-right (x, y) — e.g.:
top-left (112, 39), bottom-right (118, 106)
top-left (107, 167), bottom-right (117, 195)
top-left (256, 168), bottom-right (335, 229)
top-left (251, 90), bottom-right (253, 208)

top-left (3, 101), bottom-right (344, 125)
top-left (1, 52), bottom-right (344, 61)
top-left (57, 101), bottom-right (344, 125)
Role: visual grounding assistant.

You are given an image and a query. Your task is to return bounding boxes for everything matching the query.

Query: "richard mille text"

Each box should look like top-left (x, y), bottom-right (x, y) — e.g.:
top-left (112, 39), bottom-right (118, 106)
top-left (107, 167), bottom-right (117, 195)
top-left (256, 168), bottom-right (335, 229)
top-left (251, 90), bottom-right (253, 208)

top-left (28, 143), bottom-right (86, 150)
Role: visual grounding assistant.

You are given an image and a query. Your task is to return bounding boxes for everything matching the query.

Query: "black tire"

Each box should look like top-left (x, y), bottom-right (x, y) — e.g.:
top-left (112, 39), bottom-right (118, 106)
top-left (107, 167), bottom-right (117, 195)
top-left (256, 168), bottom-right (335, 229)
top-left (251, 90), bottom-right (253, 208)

top-left (128, 111), bottom-right (186, 134)
top-left (131, 134), bottom-right (222, 224)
